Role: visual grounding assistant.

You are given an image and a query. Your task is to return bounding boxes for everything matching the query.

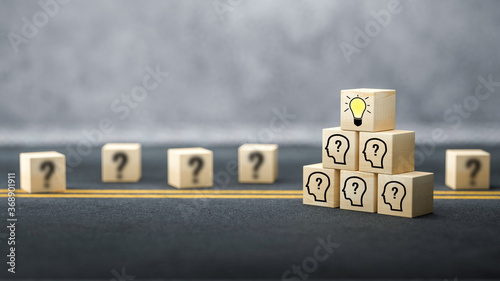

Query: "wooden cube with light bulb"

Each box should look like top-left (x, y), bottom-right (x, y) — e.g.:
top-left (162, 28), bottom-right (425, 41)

top-left (445, 149), bottom-right (490, 190)
top-left (340, 88), bottom-right (396, 132)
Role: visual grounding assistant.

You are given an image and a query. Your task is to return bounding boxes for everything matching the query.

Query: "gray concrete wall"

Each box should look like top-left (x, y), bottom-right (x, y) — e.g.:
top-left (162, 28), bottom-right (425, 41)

top-left (1, 0), bottom-right (499, 145)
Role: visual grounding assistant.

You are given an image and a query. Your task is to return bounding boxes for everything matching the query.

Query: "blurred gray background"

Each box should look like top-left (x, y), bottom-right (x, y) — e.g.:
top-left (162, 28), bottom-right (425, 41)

top-left (0, 0), bottom-right (499, 146)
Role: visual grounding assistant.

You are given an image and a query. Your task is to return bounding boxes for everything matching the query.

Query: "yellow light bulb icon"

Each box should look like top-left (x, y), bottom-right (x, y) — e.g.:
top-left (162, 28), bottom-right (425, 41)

top-left (349, 97), bottom-right (366, 127)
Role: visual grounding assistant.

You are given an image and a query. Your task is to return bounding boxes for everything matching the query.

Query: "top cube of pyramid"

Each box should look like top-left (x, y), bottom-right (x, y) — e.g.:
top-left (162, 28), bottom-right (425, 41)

top-left (340, 88), bottom-right (396, 132)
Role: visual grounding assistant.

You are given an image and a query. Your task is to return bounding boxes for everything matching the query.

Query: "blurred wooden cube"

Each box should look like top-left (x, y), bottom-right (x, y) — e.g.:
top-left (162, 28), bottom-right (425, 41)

top-left (238, 144), bottom-right (278, 184)
top-left (445, 149), bottom-right (490, 190)
top-left (303, 163), bottom-right (340, 208)
top-left (322, 127), bottom-right (359, 171)
top-left (340, 88), bottom-right (396, 132)
top-left (102, 143), bottom-right (142, 182)
top-left (378, 171), bottom-right (434, 218)
top-left (20, 151), bottom-right (66, 193)
top-left (340, 170), bottom-right (377, 213)
top-left (359, 130), bottom-right (415, 175)
top-left (168, 147), bottom-right (213, 188)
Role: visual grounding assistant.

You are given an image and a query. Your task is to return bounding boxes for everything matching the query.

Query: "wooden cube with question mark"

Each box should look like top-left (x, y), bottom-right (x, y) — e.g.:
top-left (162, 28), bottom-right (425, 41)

top-left (303, 163), bottom-right (340, 208)
top-left (168, 147), bottom-right (213, 188)
top-left (102, 143), bottom-right (142, 183)
top-left (378, 171), bottom-right (434, 218)
top-left (445, 149), bottom-right (490, 190)
top-left (339, 170), bottom-right (378, 213)
top-left (340, 88), bottom-right (396, 132)
top-left (238, 144), bottom-right (278, 184)
top-left (322, 127), bottom-right (359, 171)
top-left (359, 130), bottom-right (415, 175)
top-left (20, 151), bottom-right (66, 193)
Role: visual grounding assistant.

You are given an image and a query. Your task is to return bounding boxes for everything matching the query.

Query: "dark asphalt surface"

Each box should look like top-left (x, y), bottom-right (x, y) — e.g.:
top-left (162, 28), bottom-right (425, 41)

top-left (0, 145), bottom-right (499, 280)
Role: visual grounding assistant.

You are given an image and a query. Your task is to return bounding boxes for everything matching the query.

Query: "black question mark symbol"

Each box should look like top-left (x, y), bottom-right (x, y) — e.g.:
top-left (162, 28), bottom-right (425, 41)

top-left (352, 182), bottom-right (359, 194)
top-left (189, 156), bottom-right (204, 183)
top-left (316, 177), bottom-right (322, 189)
top-left (335, 140), bottom-right (342, 152)
top-left (249, 152), bottom-right (264, 179)
top-left (392, 186), bottom-right (398, 199)
top-left (113, 152), bottom-right (128, 179)
top-left (40, 161), bottom-right (55, 188)
top-left (372, 144), bottom-right (379, 156)
top-left (466, 158), bottom-right (481, 185)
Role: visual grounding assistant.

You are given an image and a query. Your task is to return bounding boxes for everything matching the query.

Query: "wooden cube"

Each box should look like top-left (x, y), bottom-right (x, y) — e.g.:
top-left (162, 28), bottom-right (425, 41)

top-left (102, 143), bottom-right (142, 182)
top-left (359, 130), bottom-right (415, 175)
top-left (168, 147), bottom-right (213, 188)
top-left (20, 151), bottom-right (66, 193)
top-left (445, 149), bottom-right (490, 190)
top-left (322, 127), bottom-right (359, 171)
top-left (303, 163), bottom-right (340, 208)
top-left (238, 144), bottom-right (278, 184)
top-left (340, 170), bottom-right (377, 213)
top-left (340, 88), bottom-right (396, 132)
top-left (378, 171), bottom-right (434, 218)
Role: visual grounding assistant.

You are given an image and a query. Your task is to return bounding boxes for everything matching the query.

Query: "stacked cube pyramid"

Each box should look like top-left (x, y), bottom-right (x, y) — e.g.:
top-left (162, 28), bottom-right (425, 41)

top-left (303, 89), bottom-right (434, 218)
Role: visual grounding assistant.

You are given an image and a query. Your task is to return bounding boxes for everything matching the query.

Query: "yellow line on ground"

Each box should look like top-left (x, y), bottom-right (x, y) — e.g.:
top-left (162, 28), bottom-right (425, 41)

top-left (1, 194), bottom-right (500, 199)
top-left (9, 189), bottom-right (500, 195)
top-left (2, 194), bottom-right (303, 199)
top-left (434, 191), bottom-right (500, 195)
top-left (59, 189), bottom-right (303, 194)
top-left (434, 196), bottom-right (500, 200)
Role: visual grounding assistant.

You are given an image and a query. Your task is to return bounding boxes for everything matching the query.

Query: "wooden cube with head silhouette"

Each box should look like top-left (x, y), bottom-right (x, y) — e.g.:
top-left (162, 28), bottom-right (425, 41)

top-left (378, 171), bottom-right (434, 218)
top-left (340, 170), bottom-right (377, 213)
top-left (359, 130), bottom-right (415, 175)
top-left (303, 163), bottom-right (340, 208)
top-left (322, 127), bottom-right (359, 171)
